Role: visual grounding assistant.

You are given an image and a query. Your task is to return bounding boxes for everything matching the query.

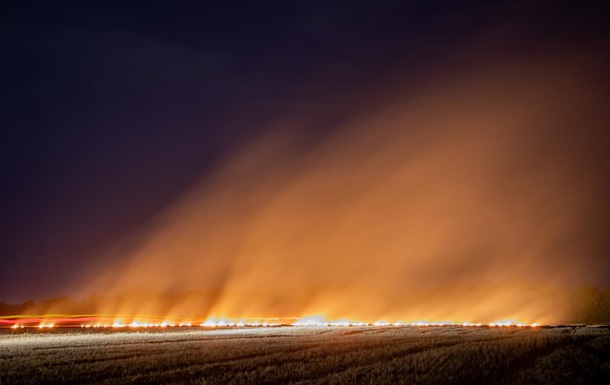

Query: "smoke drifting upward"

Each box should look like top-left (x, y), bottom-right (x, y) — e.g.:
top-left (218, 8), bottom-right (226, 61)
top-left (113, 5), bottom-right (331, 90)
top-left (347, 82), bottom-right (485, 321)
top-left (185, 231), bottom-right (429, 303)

top-left (74, 47), bottom-right (609, 325)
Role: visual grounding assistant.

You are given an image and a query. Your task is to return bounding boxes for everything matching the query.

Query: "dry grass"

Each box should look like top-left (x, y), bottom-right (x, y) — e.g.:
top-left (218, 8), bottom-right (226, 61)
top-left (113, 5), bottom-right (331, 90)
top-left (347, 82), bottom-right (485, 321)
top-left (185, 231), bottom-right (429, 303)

top-left (1, 326), bottom-right (609, 384)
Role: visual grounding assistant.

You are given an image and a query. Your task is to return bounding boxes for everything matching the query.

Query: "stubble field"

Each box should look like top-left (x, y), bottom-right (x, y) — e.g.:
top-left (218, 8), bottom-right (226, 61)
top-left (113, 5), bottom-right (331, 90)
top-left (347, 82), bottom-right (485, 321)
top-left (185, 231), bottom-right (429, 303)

top-left (1, 325), bottom-right (609, 385)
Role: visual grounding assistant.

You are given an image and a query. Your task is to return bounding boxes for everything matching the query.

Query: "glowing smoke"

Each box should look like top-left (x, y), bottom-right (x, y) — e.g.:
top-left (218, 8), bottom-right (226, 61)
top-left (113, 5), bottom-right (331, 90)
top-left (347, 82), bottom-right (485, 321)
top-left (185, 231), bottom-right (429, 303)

top-left (64, 47), bottom-right (609, 325)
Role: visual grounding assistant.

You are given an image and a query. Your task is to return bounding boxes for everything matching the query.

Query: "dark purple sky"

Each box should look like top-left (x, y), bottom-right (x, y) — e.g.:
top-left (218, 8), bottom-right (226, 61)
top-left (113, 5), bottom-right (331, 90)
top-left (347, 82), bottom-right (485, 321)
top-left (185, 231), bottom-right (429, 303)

top-left (1, 0), bottom-right (609, 302)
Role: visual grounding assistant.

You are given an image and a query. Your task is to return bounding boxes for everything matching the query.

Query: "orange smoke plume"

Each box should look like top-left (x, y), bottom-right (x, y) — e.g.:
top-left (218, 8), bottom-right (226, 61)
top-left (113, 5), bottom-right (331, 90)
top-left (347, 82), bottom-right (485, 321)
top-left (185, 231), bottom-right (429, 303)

top-left (57, 46), bottom-right (609, 326)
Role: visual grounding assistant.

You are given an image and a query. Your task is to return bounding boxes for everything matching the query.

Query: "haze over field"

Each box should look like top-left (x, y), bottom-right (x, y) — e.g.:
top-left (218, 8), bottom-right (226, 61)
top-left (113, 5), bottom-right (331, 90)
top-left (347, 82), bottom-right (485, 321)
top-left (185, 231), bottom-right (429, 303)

top-left (2, 1), bottom-right (609, 326)
top-left (52, 48), bottom-right (608, 325)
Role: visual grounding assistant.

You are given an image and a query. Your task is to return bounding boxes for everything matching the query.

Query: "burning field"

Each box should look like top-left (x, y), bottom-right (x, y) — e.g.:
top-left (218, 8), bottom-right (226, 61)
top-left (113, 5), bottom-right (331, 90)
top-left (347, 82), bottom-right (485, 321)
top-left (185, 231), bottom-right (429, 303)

top-left (3, 1), bottom-right (610, 384)
top-left (1, 325), bottom-right (609, 385)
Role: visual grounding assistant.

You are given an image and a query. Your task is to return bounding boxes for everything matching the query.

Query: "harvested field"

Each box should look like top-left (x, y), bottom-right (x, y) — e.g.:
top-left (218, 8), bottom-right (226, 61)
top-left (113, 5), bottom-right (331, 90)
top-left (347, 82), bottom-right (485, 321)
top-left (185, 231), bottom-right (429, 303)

top-left (1, 326), bottom-right (609, 384)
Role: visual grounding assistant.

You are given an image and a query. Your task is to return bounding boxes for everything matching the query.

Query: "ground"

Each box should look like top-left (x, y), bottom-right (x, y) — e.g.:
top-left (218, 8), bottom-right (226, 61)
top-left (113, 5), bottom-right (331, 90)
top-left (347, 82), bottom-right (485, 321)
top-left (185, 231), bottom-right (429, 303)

top-left (1, 326), bottom-right (609, 384)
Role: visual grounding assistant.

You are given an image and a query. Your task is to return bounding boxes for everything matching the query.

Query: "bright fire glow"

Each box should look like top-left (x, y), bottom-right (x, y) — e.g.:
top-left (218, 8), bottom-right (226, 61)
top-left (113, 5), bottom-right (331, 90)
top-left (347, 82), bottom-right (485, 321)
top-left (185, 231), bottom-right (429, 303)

top-left (1, 314), bottom-right (544, 329)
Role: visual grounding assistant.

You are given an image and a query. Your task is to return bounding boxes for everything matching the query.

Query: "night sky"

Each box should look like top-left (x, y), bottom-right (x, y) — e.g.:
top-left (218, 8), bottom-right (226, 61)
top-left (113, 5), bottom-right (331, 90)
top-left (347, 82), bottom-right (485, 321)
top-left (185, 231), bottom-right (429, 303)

top-left (1, 0), bottom-right (609, 304)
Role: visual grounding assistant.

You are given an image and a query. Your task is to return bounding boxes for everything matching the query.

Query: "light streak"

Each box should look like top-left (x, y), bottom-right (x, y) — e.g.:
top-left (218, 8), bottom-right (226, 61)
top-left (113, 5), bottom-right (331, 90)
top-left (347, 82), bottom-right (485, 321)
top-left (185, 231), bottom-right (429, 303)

top-left (0, 314), bottom-right (544, 329)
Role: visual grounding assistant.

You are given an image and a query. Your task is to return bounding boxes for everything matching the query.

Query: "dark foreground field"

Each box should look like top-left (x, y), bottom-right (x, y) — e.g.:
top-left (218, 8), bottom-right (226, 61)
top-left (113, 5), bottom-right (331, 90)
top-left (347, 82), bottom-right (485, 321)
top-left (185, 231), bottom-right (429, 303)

top-left (1, 326), bottom-right (609, 385)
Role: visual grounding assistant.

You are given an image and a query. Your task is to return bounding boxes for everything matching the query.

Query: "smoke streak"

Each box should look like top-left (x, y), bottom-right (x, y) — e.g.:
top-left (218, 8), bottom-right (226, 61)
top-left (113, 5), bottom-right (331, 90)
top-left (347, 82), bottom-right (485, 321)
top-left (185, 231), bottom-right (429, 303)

top-left (62, 45), bottom-right (610, 325)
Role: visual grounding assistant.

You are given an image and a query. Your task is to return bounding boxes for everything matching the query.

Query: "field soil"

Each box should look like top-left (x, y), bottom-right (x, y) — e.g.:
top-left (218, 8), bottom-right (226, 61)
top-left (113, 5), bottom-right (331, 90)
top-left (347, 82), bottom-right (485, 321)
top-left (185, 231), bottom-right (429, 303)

top-left (1, 325), bottom-right (609, 384)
